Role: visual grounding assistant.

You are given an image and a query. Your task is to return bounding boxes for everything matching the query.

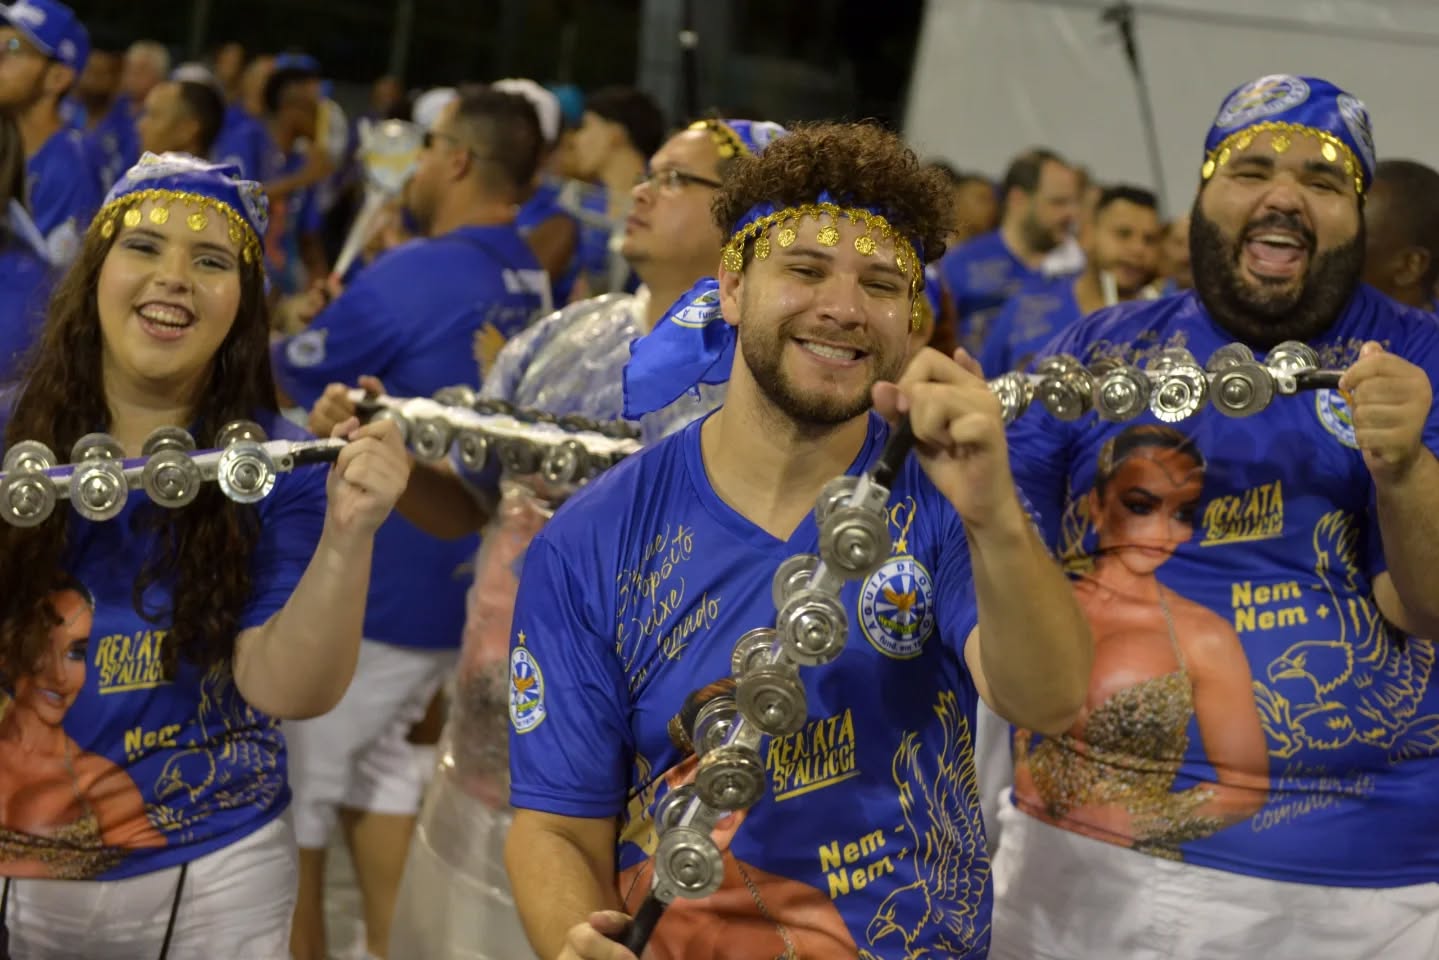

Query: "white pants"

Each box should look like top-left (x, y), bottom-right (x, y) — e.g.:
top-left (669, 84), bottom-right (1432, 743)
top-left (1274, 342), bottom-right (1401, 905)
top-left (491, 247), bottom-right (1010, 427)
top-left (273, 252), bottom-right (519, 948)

top-left (387, 765), bottom-right (537, 960)
top-left (990, 796), bottom-right (1439, 960)
top-left (974, 701), bottom-right (1014, 853)
top-left (4, 814), bottom-right (296, 960)
top-left (287, 639), bottom-right (454, 848)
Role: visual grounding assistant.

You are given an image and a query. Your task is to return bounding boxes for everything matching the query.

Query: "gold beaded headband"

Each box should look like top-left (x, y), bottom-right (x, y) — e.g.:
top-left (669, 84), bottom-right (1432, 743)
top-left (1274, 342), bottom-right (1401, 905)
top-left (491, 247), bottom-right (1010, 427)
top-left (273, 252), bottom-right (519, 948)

top-left (92, 189), bottom-right (264, 265)
top-left (1201, 122), bottom-right (1365, 196)
top-left (721, 201), bottom-right (925, 331)
top-left (690, 119), bottom-right (749, 159)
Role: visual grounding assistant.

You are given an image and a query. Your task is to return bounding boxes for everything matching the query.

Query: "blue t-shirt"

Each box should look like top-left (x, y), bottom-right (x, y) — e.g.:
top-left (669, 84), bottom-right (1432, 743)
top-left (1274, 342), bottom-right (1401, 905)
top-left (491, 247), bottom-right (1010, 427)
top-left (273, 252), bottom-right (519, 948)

top-left (509, 413), bottom-right (998, 958)
top-left (273, 224), bottom-right (548, 650)
top-left (0, 410), bottom-right (327, 881)
top-left (0, 245), bottom-right (56, 383)
top-left (27, 129), bottom-right (105, 266)
top-left (979, 276), bottom-right (1081, 377)
top-left (213, 105), bottom-right (280, 183)
top-left (937, 230), bottom-right (1041, 352)
top-left (1006, 285), bottom-right (1439, 887)
top-left (88, 97), bottom-right (137, 190)
top-left (515, 180), bottom-right (577, 308)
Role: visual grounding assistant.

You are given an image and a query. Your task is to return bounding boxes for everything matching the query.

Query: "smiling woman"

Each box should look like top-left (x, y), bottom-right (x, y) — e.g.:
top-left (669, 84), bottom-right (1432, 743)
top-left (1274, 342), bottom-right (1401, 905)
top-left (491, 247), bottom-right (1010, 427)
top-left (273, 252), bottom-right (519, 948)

top-left (0, 153), bottom-right (411, 959)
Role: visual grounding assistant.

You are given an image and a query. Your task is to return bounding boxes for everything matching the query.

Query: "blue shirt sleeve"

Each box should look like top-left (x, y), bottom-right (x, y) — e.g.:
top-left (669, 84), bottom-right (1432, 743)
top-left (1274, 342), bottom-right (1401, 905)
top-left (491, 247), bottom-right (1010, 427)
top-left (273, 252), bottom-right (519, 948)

top-left (979, 298), bottom-right (1017, 377)
top-left (272, 277), bottom-right (405, 410)
top-left (508, 535), bottom-right (632, 818)
top-left (932, 468), bottom-right (1046, 655)
top-left (29, 140), bottom-right (103, 265)
top-left (238, 463), bottom-right (327, 630)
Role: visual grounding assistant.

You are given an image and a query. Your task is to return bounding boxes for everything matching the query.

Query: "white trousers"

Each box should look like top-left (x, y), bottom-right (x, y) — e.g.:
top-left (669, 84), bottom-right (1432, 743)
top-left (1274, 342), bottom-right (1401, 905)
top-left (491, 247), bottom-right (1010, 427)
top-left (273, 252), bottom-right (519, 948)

top-left (990, 797), bottom-right (1439, 960)
top-left (287, 639), bottom-right (454, 848)
top-left (4, 814), bottom-right (296, 960)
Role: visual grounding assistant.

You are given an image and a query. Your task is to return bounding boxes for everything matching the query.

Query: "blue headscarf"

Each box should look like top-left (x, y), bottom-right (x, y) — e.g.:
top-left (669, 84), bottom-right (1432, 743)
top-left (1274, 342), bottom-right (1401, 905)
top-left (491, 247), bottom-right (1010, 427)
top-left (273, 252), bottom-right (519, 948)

top-left (93, 153), bottom-right (270, 265)
top-left (689, 118), bottom-right (788, 160)
top-left (1201, 75), bottom-right (1375, 194)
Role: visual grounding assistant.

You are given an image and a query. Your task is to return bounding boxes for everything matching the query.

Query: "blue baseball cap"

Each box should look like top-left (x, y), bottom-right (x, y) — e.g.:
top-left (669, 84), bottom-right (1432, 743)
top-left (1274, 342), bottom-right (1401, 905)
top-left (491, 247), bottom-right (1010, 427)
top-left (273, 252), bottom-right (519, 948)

top-left (0, 0), bottom-right (88, 73)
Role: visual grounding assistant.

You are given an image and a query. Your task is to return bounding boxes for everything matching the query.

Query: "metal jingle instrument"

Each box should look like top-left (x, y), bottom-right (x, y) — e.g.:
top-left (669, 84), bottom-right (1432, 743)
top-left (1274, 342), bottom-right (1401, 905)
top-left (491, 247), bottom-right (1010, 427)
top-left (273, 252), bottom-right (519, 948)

top-left (0, 421), bottom-right (348, 526)
top-left (349, 389), bottom-right (642, 487)
top-left (770, 554), bottom-right (820, 612)
top-left (730, 627), bottom-right (780, 679)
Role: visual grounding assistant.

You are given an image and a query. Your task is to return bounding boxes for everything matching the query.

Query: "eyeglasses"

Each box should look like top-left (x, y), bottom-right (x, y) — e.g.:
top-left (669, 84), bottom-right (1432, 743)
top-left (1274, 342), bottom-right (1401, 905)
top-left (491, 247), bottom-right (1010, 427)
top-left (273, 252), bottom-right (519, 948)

top-left (635, 168), bottom-right (723, 192)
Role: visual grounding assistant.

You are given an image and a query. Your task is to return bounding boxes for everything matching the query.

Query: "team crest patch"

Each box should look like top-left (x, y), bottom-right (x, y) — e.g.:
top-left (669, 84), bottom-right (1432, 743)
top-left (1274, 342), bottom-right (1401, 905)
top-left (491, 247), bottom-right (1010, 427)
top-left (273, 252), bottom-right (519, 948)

top-left (669, 286), bottom-right (721, 329)
top-left (1316, 389), bottom-right (1357, 449)
top-left (1336, 94), bottom-right (1375, 174)
top-left (859, 555), bottom-right (935, 659)
top-left (285, 329), bottom-right (327, 368)
top-left (1215, 75), bottom-right (1310, 130)
top-left (509, 645), bottom-right (547, 733)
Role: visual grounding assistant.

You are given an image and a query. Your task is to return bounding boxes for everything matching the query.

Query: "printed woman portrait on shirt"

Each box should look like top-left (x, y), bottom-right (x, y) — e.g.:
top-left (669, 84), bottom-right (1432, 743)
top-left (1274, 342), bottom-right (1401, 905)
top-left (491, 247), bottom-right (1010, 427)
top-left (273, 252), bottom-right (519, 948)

top-left (618, 677), bottom-right (857, 959)
top-left (0, 578), bottom-right (166, 879)
top-left (1012, 424), bottom-right (1270, 857)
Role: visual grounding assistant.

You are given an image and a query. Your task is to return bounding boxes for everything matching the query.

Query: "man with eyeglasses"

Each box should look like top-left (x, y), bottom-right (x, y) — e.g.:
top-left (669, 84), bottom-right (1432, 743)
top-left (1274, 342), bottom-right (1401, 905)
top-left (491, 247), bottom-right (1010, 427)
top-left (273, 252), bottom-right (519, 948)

top-left (299, 116), bottom-right (784, 959)
top-left (566, 86), bottom-right (665, 298)
top-left (0, 0), bottom-right (103, 266)
top-left (271, 86), bottom-right (552, 960)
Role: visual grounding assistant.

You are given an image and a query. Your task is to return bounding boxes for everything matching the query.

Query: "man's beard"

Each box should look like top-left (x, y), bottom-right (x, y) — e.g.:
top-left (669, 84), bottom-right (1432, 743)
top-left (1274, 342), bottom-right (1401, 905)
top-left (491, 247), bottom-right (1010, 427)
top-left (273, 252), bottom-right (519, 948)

top-left (1189, 203), bottom-right (1363, 349)
top-left (738, 294), bottom-right (903, 429)
top-left (1022, 210), bottom-right (1060, 254)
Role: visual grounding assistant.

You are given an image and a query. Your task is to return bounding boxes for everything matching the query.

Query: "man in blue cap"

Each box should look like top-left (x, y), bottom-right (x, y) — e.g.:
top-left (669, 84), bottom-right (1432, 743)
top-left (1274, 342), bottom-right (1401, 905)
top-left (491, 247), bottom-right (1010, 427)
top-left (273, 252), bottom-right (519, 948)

top-left (992, 75), bottom-right (1439, 959)
top-left (0, 0), bottom-right (103, 265)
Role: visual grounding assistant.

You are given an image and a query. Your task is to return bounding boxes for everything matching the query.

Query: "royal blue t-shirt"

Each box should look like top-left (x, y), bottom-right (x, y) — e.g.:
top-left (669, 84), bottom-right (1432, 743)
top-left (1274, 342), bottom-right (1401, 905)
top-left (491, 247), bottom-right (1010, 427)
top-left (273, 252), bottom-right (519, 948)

top-left (979, 276), bottom-right (1081, 377)
top-left (0, 410), bottom-right (327, 880)
top-left (27, 129), bottom-right (105, 266)
top-left (273, 224), bottom-right (548, 650)
top-left (88, 97), bottom-right (138, 190)
top-left (515, 179), bottom-right (577, 308)
top-left (0, 245), bottom-right (56, 382)
top-left (509, 412), bottom-right (1002, 958)
top-left (937, 230), bottom-right (1041, 352)
top-left (1006, 285), bottom-right (1439, 886)
top-left (213, 105), bottom-right (280, 183)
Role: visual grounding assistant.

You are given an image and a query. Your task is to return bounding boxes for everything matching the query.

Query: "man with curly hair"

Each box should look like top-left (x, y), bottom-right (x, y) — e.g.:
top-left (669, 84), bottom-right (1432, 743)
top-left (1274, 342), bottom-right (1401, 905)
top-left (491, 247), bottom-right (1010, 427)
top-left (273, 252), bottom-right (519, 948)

top-left (502, 121), bottom-right (1093, 960)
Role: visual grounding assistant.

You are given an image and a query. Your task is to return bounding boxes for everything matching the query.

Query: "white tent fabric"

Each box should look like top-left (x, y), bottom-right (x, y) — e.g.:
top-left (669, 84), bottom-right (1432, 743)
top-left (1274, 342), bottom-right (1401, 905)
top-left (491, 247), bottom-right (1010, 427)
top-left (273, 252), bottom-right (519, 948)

top-left (905, 0), bottom-right (1439, 214)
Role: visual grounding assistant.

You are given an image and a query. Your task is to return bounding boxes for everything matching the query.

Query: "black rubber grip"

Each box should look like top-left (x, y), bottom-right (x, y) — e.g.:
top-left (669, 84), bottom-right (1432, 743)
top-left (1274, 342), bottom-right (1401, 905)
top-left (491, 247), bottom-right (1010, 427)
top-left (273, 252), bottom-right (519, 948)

top-left (613, 895), bottom-right (666, 954)
top-left (1294, 370), bottom-right (1343, 390)
top-left (291, 443), bottom-right (344, 466)
top-left (871, 416), bottom-right (915, 489)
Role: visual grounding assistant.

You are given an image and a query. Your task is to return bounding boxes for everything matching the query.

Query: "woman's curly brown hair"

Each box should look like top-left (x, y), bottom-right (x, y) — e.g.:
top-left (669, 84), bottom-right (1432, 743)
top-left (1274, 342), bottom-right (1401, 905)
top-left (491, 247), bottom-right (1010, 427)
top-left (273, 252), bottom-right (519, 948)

top-left (711, 120), bottom-right (957, 265)
top-left (0, 209), bottom-right (277, 681)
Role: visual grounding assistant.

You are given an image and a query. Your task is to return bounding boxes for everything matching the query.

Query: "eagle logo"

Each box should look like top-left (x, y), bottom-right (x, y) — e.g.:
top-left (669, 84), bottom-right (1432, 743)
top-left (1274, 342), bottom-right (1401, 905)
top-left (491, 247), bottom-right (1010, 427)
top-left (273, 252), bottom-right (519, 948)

top-left (859, 555), bottom-right (936, 660)
top-left (509, 644), bottom-right (547, 733)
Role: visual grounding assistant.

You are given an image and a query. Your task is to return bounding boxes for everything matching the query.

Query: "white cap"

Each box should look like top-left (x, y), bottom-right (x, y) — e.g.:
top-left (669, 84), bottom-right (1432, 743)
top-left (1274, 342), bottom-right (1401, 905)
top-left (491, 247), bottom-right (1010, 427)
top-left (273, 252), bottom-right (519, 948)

top-left (171, 62), bottom-right (217, 86)
top-left (492, 77), bottom-right (561, 146)
top-left (412, 86), bottom-right (458, 132)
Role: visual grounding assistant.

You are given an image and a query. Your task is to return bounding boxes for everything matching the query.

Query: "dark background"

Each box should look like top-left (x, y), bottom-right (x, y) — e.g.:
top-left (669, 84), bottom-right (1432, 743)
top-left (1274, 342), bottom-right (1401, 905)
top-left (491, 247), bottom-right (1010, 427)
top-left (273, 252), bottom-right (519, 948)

top-left (66, 0), bottom-right (925, 127)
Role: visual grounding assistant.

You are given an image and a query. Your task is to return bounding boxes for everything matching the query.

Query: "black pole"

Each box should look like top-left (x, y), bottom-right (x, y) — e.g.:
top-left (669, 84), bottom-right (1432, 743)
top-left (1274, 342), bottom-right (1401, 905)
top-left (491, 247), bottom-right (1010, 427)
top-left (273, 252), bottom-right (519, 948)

top-left (679, 0), bottom-right (700, 120)
top-left (612, 894), bottom-right (667, 954)
top-left (1101, 2), bottom-right (1168, 216)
